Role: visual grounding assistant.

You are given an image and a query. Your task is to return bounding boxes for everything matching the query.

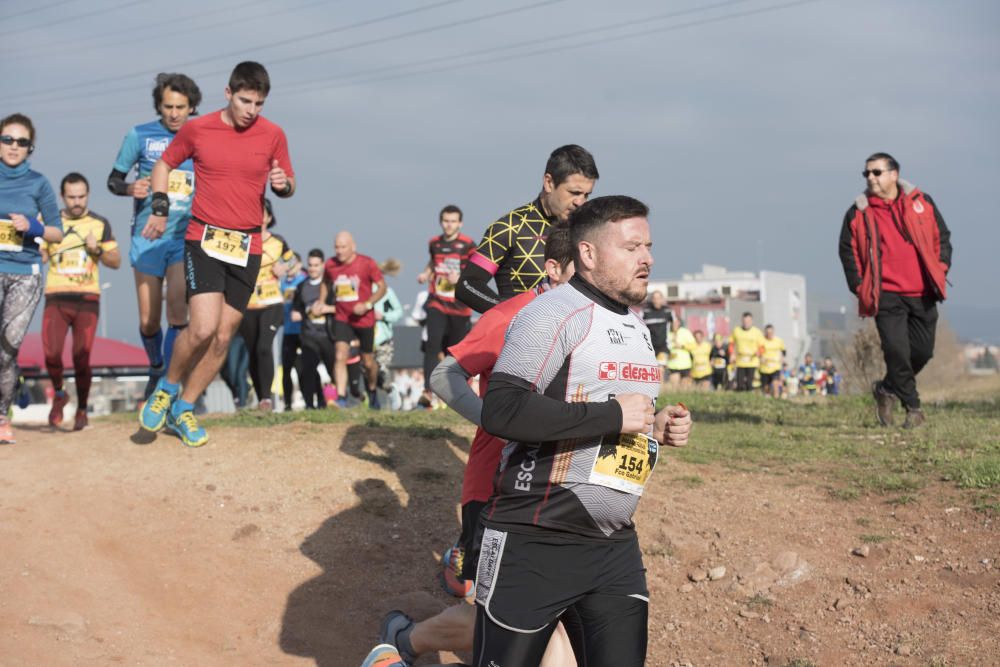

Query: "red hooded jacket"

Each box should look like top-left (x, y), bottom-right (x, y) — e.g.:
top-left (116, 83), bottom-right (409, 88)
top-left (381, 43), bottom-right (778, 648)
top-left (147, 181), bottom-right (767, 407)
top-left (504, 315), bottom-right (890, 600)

top-left (839, 180), bottom-right (952, 317)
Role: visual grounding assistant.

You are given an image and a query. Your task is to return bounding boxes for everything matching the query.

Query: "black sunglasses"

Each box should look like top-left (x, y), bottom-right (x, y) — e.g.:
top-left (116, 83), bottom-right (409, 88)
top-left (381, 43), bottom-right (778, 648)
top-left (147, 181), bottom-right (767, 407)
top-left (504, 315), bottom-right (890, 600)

top-left (862, 168), bottom-right (893, 178)
top-left (0, 135), bottom-right (32, 148)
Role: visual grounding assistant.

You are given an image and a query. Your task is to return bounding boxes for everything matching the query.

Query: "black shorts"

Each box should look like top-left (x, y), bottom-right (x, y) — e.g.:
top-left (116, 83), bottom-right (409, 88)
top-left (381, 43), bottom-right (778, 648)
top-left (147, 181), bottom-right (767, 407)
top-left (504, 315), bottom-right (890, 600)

top-left (331, 320), bottom-right (375, 353)
top-left (669, 368), bottom-right (690, 378)
top-left (460, 500), bottom-right (488, 581)
top-left (184, 240), bottom-right (261, 311)
top-left (475, 527), bottom-right (647, 631)
top-left (760, 370), bottom-right (780, 387)
top-left (474, 527), bottom-right (648, 666)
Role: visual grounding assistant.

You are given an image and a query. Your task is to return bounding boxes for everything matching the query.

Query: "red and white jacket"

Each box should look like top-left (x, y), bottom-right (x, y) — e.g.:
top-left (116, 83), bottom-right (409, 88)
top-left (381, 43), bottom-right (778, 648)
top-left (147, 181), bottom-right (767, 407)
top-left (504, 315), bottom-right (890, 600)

top-left (839, 180), bottom-right (952, 317)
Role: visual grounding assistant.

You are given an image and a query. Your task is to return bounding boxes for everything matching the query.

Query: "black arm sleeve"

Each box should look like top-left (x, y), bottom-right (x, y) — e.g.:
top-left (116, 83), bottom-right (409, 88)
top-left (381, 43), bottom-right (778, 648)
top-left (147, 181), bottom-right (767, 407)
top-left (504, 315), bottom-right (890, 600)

top-left (923, 194), bottom-right (952, 270)
top-left (481, 372), bottom-right (623, 442)
top-left (456, 262), bottom-right (500, 313)
top-left (107, 168), bottom-right (129, 196)
top-left (838, 205), bottom-right (861, 294)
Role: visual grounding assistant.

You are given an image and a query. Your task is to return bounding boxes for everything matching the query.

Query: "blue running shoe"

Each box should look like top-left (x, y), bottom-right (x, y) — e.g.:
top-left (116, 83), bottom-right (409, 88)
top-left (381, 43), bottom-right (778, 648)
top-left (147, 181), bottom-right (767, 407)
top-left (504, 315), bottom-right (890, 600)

top-left (360, 643), bottom-right (405, 667)
top-left (166, 409), bottom-right (208, 448)
top-left (440, 544), bottom-right (474, 601)
top-left (139, 388), bottom-right (174, 432)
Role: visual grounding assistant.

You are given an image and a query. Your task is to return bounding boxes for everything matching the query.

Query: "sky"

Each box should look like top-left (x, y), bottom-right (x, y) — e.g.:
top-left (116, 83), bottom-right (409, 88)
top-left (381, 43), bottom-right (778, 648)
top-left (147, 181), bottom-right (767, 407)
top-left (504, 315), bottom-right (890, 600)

top-left (7, 0), bottom-right (1000, 344)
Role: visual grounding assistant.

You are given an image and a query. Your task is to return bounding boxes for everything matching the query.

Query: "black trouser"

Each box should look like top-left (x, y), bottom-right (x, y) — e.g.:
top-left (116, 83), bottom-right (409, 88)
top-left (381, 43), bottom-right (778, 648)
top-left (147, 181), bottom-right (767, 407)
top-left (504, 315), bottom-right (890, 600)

top-left (282, 333), bottom-right (324, 409)
top-left (875, 292), bottom-right (938, 409)
top-left (238, 304), bottom-right (283, 402)
top-left (735, 367), bottom-right (755, 391)
top-left (423, 308), bottom-right (470, 391)
top-left (302, 329), bottom-right (335, 379)
top-left (474, 594), bottom-right (645, 667)
top-left (711, 368), bottom-right (727, 390)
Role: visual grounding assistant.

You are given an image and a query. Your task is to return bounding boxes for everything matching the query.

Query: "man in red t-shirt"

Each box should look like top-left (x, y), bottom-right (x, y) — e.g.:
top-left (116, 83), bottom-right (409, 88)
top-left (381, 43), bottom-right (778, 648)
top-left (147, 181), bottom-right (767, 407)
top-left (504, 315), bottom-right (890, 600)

top-left (313, 231), bottom-right (386, 409)
top-left (416, 204), bottom-right (476, 407)
top-left (139, 61), bottom-right (296, 447)
top-left (367, 226), bottom-right (579, 667)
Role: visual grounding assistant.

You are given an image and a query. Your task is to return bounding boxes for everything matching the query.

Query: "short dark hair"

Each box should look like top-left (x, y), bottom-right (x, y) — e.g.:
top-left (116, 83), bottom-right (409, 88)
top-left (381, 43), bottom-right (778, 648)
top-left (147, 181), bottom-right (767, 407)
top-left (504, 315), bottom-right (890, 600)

top-left (308, 248), bottom-right (325, 261)
top-left (543, 224), bottom-right (573, 270)
top-left (1, 112), bottom-right (35, 143)
top-left (439, 204), bottom-right (462, 222)
top-left (743, 311), bottom-right (753, 319)
top-left (545, 144), bottom-right (599, 187)
top-left (152, 73), bottom-right (202, 115)
top-left (229, 61), bottom-right (270, 96)
top-left (866, 152), bottom-right (899, 172)
top-left (263, 198), bottom-right (277, 228)
top-left (60, 172), bottom-right (89, 194)
top-left (765, 324), bottom-right (774, 331)
top-left (291, 251), bottom-right (302, 264)
top-left (568, 195), bottom-right (648, 265)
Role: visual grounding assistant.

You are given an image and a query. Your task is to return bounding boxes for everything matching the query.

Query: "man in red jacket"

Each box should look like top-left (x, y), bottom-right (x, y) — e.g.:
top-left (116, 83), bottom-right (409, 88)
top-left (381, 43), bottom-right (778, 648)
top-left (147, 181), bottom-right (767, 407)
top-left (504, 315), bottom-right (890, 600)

top-left (839, 152), bottom-right (952, 428)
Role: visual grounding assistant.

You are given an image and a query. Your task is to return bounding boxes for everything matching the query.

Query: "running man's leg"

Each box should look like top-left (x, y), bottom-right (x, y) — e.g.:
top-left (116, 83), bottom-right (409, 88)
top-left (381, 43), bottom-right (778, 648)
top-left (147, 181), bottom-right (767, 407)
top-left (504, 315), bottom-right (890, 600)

top-left (42, 300), bottom-right (71, 394)
top-left (70, 301), bottom-right (100, 411)
top-left (334, 340), bottom-right (350, 399)
top-left (571, 592), bottom-right (647, 666)
top-left (178, 297), bottom-right (245, 405)
top-left (134, 269), bottom-right (165, 363)
top-left (253, 305), bottom-right (283, 403)
top-left (281, 332), bottom-right (302, 409)
top-left (238, 309), bottom-right (264, 401)
top-left (163, 259), bottom-right (188, 371)
top-left (423, 308), bottom-right (447, 393)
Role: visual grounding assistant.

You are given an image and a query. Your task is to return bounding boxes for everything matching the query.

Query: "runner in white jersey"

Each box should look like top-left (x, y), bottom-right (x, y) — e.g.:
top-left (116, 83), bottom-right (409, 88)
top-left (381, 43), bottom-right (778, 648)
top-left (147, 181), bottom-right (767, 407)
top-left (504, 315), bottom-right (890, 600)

top-left (474, 195), bottom-right (692, 666)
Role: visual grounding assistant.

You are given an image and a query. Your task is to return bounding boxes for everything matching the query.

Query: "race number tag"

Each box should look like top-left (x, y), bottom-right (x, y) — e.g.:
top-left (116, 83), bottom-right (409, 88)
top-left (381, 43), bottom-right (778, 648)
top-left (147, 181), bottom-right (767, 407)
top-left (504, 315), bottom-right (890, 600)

top-left (55, 248), bottom-right (89, 275)
top-left (712, 356), bottom-right (727, 370)
top-left (334, 274), bottom-right (359, 302)
top-left (255, 280), bottom-right (283, 306)
top-left (589, 432), bottom-right (659, 496)
top-left (434, 273), bottom-right (456, 299)
top-left (167, 169), bottom-right (194, 202)
top-left (0, 219), bottom-right (25, 252)
top-left (201, 225), bottom-right (250, 267)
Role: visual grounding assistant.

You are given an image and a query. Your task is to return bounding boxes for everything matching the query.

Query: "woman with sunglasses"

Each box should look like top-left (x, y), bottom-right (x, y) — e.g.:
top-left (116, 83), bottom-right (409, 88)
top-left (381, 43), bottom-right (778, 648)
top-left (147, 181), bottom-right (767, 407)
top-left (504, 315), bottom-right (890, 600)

top-left (0, 113), bottom-right (64, 443)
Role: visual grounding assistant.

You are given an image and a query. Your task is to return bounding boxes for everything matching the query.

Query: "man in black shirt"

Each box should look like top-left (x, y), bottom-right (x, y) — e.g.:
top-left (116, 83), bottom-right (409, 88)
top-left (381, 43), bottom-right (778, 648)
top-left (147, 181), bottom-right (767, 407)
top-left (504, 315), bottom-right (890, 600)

top-left (642, 289), bottom-right (672, 366)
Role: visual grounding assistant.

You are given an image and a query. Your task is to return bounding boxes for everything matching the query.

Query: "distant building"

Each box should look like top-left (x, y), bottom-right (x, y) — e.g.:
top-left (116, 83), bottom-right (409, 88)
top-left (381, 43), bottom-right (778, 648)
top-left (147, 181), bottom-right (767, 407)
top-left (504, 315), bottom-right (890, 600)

top-left (647, 264), bottom-right (810, 365)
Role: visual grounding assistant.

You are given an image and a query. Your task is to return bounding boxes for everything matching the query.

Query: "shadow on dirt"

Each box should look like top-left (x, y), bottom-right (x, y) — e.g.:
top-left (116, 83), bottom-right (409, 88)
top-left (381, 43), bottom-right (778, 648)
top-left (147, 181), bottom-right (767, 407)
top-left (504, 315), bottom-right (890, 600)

top-left (280, 423), bottom-right (470, 666)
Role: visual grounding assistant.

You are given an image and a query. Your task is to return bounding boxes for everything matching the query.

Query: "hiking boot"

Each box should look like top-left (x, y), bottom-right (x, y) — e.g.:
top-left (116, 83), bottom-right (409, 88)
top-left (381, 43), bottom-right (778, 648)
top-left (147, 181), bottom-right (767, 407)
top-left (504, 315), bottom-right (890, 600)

top-left (49, 390), bottom-right (69, 427)
top-left (139, 387), bottom-right (174, 432)
top-left (377, 611), bottom-right (417, 665)
top-left (902, 408), bottom-right (926, 429)
top-left (166, 409), bottom-right (208, 448)
top-left (360, 643), bottom-right (406, 667)
top-left (0, 417), bottom-right (15, 444)
top-left (872, 381), bottom-right (896, 427)
top-left (73, 409), bottom-right (89, 431)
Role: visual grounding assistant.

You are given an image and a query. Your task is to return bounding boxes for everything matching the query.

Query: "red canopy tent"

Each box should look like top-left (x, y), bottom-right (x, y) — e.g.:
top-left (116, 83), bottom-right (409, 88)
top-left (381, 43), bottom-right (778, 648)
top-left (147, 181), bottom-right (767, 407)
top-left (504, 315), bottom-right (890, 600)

top-left (17, 333), bottom-right (150, 378)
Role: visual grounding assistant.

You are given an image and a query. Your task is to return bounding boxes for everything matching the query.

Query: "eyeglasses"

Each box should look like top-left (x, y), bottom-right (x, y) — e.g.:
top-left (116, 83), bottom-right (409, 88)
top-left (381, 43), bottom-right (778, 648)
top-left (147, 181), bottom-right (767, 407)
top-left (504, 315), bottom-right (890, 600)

top-left (862, 168), bottom-right (893, 178)
top-left (0, 135), bottom-right (32, 148)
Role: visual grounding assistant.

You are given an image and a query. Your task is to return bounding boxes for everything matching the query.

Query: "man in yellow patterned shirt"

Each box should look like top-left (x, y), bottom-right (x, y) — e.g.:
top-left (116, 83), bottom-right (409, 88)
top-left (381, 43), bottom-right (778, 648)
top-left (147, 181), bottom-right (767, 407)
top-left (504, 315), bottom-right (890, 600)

top-left (41, 173), bottom-right (120, 430)
top-left (728, 312), bottom-right (764, 392)
top-left (759, 324), bottom-right (786, 398)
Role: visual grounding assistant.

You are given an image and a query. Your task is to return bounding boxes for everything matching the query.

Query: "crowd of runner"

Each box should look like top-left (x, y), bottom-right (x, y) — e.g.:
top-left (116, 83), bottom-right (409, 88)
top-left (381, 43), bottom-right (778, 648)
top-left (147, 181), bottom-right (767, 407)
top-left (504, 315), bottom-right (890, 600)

top-left (0, 58), bottom-right (950, 665)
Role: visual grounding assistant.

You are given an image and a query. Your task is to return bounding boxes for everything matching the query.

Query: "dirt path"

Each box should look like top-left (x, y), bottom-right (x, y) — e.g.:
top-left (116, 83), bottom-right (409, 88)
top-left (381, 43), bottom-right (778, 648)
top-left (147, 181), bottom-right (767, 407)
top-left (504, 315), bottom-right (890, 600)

top-left (1, 419), bottom-right (997, 666)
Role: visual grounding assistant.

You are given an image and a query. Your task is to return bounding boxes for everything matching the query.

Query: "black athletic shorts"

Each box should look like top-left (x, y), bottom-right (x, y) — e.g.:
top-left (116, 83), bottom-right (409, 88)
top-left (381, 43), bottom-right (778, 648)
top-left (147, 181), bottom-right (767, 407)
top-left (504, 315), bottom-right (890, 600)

top-left (331, 320), bottom-right (375, 353)
top-left (460, 500), bottom-right (489, 581)
top-left (474, 527), bottom-right (648, 666)
top-left (760, 370), bottom-right (780, 387)
top-left (184, 240), bottom-right (261, 311)
top-left (670, 368), bottom-right (691, 378)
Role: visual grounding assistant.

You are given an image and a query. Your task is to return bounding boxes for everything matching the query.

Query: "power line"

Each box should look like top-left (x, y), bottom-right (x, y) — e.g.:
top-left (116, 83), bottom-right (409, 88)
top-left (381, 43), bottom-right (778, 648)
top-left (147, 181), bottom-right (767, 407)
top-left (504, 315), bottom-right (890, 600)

top-left (280, 0), bottom-right (758, 94)
top-left (7, 0), bottom-right (296, 62)
top-left (1, 0), bottom-right (82, 22)
top-left (6, 0), bottom-right (473, 103)
top-left (26, 0), bottom-right (822, 119)
top-left (329, 0), bottom-right (824, 91)
top-left (13, 0), bottom-right (148, 35)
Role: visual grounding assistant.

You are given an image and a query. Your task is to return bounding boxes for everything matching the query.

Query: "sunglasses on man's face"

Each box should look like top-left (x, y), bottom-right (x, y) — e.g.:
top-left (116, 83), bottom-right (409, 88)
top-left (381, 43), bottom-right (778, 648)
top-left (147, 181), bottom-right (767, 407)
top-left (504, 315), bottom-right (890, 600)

top-left (862, 168), bottom-right (893, 178)
top-left (0, 135), bottom-right (32, 148)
